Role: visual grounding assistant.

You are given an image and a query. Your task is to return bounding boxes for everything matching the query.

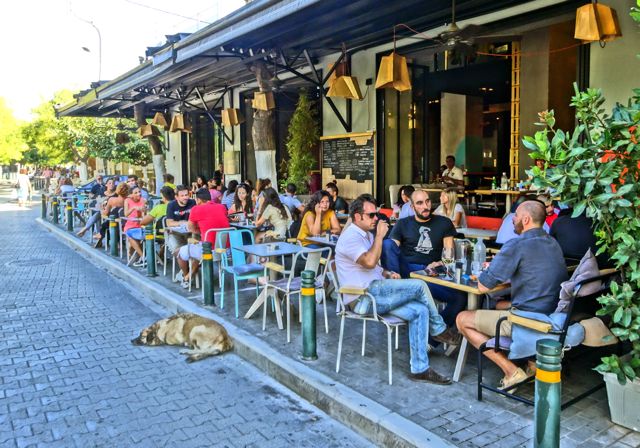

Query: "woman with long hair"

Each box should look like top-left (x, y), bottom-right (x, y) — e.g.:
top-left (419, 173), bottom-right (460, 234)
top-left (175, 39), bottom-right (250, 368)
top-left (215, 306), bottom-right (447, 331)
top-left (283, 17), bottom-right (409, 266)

top-left (95, 182), bottom-right (129, 248)
top-left (434, 187), bottom-right (466, 228)
top-left (254, 178), bottom-right (272, 217)
top-left (228, 184), bottom-right (253, 221)
top-left (393, 185), bottom-right (414, 218)
top-left (221, 179), bottom-right (238, 209)
top-left (191, 175), bottom-right (207, 194)
top-left (255, 187), bottom-right (292, 241)
top-left (77, 178), bottom-right (117, 238)
top-left (296, 190), bottom-right (341, 247)
top-left (123, 186), bottom-right (147, 266)
top-left (16, 168), bottom-right (32, 207)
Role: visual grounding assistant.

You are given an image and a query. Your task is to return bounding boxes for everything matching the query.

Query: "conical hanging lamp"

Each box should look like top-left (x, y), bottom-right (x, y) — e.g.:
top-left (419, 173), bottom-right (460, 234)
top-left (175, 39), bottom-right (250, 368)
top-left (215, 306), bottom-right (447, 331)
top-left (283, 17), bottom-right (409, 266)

top-left (151, 112), bottom-right (169, 130)
top-left (169, 112), bottom-right (192, 133)
top-left (574, 1), bottom-right (622, 43)
top-left (221, 108), bottom-right (244, 127)
top-left (327, 76), bottom-right (363, 100)
top-left (137, 124), bottom-right (161, 138)
top-left (375, 52), bottom-right (411, 92)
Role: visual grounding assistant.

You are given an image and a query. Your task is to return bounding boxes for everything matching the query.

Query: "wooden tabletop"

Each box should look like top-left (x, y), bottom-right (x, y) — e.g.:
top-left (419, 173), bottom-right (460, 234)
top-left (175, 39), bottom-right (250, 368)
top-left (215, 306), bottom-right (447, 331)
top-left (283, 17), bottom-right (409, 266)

top-left (457, 228), bottom-right (498, 240)
top-left (468, 189), bottom-right (529, 195)
top-left (410, 271), bottom-right (509, 295)
top-left (305, 236), bottom-right (338, 247)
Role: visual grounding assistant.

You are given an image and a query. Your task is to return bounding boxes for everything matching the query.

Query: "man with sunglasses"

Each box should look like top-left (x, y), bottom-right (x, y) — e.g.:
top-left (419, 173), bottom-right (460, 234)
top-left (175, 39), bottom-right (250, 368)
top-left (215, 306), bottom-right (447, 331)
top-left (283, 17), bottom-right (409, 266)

top-left (335, 194), bottom-right (461, 385)
top-left (384, 189), bottom-right (467, 331)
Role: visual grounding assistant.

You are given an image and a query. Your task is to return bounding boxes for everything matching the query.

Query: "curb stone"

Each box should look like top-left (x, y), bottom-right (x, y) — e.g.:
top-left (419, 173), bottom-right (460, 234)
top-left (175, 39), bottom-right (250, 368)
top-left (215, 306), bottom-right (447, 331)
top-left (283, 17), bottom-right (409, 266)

top-left (37, 217), bottom-right (454, 448)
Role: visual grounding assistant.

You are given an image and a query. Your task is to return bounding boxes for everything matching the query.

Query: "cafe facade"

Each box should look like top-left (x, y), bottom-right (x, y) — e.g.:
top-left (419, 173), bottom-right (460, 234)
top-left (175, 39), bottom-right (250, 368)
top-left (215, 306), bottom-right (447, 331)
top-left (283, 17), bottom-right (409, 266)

top-left (60, 0), bottom-right (640, 203)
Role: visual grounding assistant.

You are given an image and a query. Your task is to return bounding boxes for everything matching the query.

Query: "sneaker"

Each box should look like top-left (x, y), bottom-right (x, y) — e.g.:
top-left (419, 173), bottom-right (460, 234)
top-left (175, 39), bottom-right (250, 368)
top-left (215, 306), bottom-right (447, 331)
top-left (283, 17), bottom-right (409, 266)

top-left (498, 367), bottom-right (530, 393)
top-left (409, 368), bottom-right (452, 385)
top-left (181, 280), bottom-right (190, 289)
top-left (433, 327), bottom-right (462, 347)
top-left (353, 296), bottom-right (371, 315)
top-left (133, 259), bottom-right (146, 268)
top-left (174, 271), bottom-right (184, 283)
top-left (127, 253), bottom-right (140, 267)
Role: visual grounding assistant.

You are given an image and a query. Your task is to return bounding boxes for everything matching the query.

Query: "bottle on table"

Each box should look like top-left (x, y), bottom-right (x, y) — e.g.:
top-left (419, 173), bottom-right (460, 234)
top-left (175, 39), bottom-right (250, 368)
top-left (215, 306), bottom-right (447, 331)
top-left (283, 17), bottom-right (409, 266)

top-left (472, 238), bottom-right (486, 277)
top-left (491, 177), bottom-right (497, 190)
top-left (500, 172), bottom-right (509, 190)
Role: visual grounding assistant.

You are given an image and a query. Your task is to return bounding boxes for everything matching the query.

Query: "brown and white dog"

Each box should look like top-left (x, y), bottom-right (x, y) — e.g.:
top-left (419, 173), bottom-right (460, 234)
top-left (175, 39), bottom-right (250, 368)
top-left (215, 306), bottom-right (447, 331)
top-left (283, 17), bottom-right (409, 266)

top-left (131, 313), bottom-right (233, 362)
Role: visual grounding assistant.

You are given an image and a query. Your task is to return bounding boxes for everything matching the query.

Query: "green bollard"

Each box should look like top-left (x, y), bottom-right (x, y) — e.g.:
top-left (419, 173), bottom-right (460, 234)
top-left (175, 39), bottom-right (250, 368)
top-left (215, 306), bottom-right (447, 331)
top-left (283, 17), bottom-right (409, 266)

top-left (109, 217), bottom-right (119, 257)
top-left (41, 194), bottom-right (47, 220)
top-left (534, 339), bottom-right (562, 448)
top-left (202, 242), bottom-right (215, 306)
top-left (52, 197), bottom-right (59, 225)
top-left (66, 200), bottom-right (73, 232)
top-left (144, 224), bottom-right (157, 277)
top-left (300, 270), bottom-right (318, 361)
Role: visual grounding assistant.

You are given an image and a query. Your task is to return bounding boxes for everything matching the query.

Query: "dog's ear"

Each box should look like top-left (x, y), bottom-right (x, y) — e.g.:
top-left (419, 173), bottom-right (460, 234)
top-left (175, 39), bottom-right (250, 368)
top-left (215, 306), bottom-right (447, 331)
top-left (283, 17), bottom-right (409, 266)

top-left (146, 328), bottom-right (159, 345)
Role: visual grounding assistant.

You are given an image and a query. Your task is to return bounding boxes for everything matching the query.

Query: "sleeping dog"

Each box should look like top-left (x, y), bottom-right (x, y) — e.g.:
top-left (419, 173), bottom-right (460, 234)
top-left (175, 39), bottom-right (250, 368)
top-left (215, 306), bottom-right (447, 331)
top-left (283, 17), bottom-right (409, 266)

top-left (132, 313), bottom-right (233, 362)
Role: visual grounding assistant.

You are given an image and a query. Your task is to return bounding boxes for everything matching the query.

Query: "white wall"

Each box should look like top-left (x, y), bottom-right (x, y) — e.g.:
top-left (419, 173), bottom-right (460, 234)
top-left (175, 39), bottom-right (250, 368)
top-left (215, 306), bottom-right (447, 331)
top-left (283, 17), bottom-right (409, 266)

top-left (165, 131), bottom-right (183, 184)
top-left (589, 0), bottom-right (640, 112)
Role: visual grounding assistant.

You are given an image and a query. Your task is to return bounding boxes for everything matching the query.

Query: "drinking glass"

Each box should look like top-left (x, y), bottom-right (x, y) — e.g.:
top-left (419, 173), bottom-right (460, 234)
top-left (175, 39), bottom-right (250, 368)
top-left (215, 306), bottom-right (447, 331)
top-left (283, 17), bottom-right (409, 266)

top-left (441, 247), bottom-right (455, 280)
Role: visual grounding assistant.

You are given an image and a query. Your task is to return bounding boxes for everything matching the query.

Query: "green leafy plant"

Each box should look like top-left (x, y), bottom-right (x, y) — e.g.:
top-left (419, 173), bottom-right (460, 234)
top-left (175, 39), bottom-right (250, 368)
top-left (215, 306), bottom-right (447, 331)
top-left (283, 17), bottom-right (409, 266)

top-left (525, 2), bottom-right (640, 385)
top-left (524, 86), bottom-right (640, 385)
top-left (281, 89), bottom-right (318, 193)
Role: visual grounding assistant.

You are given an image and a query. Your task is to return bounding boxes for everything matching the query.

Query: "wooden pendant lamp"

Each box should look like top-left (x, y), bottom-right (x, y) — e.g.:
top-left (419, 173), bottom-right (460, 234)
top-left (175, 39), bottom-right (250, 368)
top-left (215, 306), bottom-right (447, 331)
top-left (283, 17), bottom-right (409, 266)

top-left (169, 112), bottom-right (192, 133)
top-left (574, 1), bottom-right (622, 43)
top-left (221, 108), bottom-right (244, 127)
top-left (252, 92), bottom-right (275, 111)
top-left (151, 112), bottom-right (169, 130)
top-left (326, 48), bottom-right (363, 100)
top-left (137, 124), bottom-right (161, 138)
top-left (375, 52), bottom-right (411, 92)
top-left (115, 132), bottom-right (130, 144)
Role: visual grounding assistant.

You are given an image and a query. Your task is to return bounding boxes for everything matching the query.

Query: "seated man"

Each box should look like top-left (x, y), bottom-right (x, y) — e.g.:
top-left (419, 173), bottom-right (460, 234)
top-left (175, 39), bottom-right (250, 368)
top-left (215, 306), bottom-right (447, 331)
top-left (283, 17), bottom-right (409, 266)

top-left (140, 186), bottom-right (175, 260)
top-left (336, 194), bottom-right (461, 384)
top-left (165, 185), bottom-right (196, 264)
top-left (326, 182), bottom-right (348, 214)
top-left (456, 200), bottom-right (568, 389)
top-left (177, 189), bottom-right (229, 288)
top-left (382, 189), bottom-right (467, 328)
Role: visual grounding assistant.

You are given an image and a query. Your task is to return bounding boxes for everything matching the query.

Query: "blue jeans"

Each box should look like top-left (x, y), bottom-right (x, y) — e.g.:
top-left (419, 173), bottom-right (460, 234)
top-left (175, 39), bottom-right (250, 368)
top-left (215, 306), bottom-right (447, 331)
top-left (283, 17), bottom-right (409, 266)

top-left (360, 279), bottom-right (448, 374)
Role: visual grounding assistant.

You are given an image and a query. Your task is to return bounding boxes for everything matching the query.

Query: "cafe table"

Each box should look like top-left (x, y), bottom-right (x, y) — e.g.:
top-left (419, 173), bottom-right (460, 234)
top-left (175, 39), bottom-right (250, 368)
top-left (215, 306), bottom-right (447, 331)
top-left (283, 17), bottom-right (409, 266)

top-left (410, 271), bottom-right (509, 382)
top-left (304, 235), bottom-right (338, 248)
top-left (238, 242), bottom-right (302, 329)
top-left (457, 227), bottom-right (498, 240)
top-left (468, 189), bottom-right (532, 216)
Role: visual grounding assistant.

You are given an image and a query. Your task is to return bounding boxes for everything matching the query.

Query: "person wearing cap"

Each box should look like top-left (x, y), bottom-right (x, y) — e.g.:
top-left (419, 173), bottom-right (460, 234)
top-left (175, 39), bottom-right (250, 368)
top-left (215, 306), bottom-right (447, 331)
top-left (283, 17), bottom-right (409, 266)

top-left (176, 188), bottom-right (229, 289)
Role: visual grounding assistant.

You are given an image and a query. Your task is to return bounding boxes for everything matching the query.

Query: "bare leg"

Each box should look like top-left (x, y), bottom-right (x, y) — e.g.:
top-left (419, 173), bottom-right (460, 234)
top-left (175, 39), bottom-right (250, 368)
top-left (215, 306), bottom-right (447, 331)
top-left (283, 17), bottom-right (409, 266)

top-left (456, 310), bottom-right (518, 377)
top-left (177, 256), bottom-right (189, 277)
top-left (129, 238), bottom-right (144, 258)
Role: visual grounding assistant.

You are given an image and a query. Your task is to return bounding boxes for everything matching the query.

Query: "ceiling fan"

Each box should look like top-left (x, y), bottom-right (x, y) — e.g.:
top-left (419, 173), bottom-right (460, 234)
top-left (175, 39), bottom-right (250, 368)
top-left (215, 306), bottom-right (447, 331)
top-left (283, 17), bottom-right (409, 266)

top-left (424, 0), bottom-right (519, 54)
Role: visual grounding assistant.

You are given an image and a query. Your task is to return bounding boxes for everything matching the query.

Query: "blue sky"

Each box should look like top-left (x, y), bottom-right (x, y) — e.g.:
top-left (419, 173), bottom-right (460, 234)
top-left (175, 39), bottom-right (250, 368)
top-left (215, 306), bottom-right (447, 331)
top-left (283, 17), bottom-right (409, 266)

top-left (0, 0), bottom-right (245, 120)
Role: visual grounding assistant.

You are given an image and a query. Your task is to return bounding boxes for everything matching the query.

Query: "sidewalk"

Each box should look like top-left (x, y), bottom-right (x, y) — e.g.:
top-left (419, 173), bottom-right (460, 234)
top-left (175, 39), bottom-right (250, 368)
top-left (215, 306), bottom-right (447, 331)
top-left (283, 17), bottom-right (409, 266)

top-left (37, 214), bottom-right (638, 448)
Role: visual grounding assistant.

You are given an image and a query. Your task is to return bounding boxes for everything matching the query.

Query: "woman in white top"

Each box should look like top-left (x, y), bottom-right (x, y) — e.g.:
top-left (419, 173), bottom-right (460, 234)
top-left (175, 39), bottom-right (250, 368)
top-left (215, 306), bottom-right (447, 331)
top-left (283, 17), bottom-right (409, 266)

top-left (255, 187), bottom-right (292, 241)
top-left (16, 168), bottom-right (32, 207)
top-left (434, 187), bottom-right (466, 228)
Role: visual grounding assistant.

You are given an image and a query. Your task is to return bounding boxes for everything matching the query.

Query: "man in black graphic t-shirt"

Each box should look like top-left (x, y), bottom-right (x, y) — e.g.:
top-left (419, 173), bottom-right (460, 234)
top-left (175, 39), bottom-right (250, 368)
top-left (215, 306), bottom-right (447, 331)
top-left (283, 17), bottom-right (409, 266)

top-left (165, 185), bottom-right (196, 257)
top-left (383, 190), bottom-right (465, 328)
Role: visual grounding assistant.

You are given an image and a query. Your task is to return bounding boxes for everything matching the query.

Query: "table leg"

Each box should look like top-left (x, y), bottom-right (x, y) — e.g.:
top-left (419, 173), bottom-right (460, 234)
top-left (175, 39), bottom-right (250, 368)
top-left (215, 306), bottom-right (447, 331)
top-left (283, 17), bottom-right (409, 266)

top-left (452, 292), bottom-right (479, 382)
top-left (243, 254), bottom-right (284, 330)
top-left (504, 195), bottom-right (512, 218)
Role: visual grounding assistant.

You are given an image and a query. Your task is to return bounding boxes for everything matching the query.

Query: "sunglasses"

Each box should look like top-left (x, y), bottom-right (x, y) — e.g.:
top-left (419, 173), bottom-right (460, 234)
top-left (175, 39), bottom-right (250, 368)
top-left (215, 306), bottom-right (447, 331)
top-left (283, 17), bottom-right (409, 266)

top-left (360, 212), bottom-right (378, 219)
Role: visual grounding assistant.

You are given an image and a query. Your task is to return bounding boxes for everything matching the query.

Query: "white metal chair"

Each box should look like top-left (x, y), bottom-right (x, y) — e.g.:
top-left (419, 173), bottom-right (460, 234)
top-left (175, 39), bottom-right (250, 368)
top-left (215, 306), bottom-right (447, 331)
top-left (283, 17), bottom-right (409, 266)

top-left (263, 247), bottom-right (332, 342)
top-left (332, 260), bottom-right (407, 385)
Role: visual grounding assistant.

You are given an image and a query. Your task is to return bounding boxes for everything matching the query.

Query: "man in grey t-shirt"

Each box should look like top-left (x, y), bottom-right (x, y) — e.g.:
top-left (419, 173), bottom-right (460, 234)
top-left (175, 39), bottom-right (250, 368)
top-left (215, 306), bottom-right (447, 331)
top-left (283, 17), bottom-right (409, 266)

top-left (456, 200), bottom-right (568, 390)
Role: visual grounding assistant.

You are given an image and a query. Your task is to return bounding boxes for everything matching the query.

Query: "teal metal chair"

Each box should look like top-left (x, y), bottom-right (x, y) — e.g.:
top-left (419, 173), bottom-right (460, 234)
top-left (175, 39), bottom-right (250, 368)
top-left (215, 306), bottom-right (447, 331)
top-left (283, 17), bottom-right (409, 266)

top-left (215, 229), bottom-right (266, 318)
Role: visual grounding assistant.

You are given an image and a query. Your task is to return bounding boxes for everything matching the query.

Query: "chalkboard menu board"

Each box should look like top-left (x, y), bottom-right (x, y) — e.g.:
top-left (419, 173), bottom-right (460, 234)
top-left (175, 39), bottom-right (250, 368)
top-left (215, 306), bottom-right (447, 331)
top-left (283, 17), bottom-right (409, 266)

top-left (320, 132), bottom-right (375, 185)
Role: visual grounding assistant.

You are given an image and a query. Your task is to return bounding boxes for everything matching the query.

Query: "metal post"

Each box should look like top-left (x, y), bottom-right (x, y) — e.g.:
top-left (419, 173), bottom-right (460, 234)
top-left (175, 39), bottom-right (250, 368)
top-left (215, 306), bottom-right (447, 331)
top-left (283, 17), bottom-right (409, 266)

top-left (66, 200), bottom-right (74, 232)
top-left (202, 242), bottom-right (215, 306)
top-left (41, 194), bottom-right (47, 220)
top-left (534, 339), bottom-right (562, 448)
top-left (52, 197), bottom-right (59, 225)
top-left (109, 216), bottom-right (119, 257)
top-left (144, 224), bottom-right (156, 277)
top-left (300, 270), bottom-right (318, 360)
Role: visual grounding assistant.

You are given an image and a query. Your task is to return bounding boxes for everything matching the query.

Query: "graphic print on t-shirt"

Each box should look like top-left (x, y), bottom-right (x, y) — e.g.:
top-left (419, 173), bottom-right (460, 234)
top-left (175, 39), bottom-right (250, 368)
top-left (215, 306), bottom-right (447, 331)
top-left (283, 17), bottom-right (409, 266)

top-left (416, 226), bottom-right (434, 255)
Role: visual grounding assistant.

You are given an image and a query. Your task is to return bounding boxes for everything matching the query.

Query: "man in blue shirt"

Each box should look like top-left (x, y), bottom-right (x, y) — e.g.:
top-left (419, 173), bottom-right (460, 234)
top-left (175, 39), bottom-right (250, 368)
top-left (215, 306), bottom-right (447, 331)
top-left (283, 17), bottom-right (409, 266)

top-left (456, 200), bottom-right (568, 390)
top-left (280, 183), bottom-right (304, 214)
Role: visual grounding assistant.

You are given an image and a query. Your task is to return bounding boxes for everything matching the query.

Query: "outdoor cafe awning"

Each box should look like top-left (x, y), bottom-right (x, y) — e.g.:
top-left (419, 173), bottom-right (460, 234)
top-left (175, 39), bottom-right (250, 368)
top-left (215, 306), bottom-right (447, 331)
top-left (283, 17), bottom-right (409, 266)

top-left (58, 0), bottom-right (579, 119)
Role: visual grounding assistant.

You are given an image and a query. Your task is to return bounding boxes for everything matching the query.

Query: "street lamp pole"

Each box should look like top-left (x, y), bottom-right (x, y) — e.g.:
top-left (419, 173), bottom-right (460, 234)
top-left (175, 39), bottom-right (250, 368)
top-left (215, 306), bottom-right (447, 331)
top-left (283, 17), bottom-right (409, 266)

top-left (87, 20), bottom-right (102, 81)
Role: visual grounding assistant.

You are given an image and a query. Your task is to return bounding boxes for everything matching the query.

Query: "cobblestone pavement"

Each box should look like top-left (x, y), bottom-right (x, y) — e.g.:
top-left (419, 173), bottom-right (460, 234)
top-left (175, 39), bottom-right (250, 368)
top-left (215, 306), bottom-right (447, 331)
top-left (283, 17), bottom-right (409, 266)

top-left (0, 189), bottom-right (373, 448)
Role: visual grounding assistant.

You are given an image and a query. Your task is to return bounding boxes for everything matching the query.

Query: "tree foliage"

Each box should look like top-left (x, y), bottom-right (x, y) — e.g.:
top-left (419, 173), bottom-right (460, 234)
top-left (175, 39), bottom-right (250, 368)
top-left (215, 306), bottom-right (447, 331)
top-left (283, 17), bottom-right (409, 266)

top-left (525, 87), bottom-right (640, 384)
top-left (282, 90), bottom-right (319, 193)
top-left (0, 98), bottom-right (27, 164)
top-left (21, 90), bottom-right (153, 167)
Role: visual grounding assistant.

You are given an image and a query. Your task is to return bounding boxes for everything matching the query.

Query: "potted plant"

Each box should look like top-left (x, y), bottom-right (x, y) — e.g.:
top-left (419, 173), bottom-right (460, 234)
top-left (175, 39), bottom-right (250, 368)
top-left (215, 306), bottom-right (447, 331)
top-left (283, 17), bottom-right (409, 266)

top-left (523, 77), bottom-right (640, 430)
top-left (281, 89), bottom-right (319, 194)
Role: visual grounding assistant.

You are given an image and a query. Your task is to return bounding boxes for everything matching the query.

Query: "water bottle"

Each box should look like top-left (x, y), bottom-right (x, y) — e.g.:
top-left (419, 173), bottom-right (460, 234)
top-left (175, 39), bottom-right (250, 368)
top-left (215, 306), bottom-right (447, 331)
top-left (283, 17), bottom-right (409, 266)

top-left (500, 172), bottom-right (508, 190)
top-left (472, 238), bottom-right (486, 277)
top-left (491, 177), bottom-right (497, 190)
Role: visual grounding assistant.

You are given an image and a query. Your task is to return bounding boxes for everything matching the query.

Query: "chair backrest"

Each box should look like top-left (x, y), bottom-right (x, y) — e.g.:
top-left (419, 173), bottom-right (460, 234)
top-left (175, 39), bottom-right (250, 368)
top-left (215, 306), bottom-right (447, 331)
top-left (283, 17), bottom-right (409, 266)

top-left (287, 247), bottom-right (332, 288)
top-left (466, 215), bottom-right (502, 231)
top-left (227, 229), bottom-right (253, 266)
top-left (378, 208), bottom-right (394, 218)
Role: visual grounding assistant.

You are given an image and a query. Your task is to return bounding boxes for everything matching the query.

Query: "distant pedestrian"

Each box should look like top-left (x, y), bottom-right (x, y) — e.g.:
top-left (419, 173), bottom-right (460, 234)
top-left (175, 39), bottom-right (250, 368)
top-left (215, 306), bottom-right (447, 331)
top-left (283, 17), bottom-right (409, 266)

top-left (16, 169), bottom-right (32, 207)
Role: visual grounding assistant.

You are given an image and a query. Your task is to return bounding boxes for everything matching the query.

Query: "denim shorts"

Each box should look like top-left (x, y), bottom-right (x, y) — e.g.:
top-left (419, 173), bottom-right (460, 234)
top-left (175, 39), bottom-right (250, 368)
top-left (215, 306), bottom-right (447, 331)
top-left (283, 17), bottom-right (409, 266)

top-left (125, 228), bottom-right (143, 240)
